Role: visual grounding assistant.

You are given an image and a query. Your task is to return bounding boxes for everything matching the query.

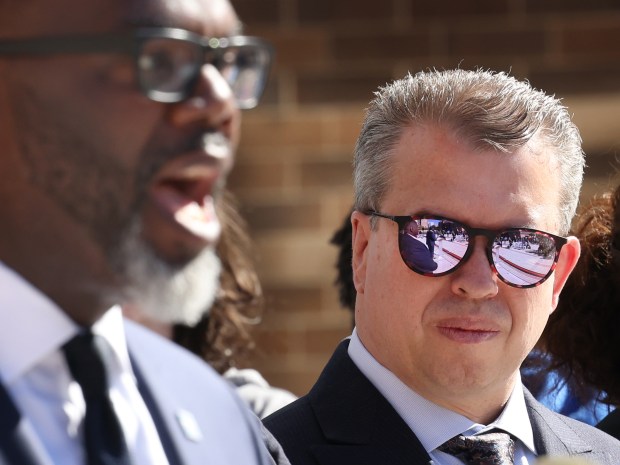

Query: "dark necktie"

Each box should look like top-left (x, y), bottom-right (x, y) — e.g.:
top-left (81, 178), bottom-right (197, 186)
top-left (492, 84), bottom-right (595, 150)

top-left (62, 331), bottom-right (132, 465)
top-left (438, 430), bottom-right (515, 465)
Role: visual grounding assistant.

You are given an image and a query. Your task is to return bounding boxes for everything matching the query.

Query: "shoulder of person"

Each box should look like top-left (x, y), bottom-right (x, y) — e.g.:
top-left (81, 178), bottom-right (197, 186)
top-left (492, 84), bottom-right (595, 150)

top-left (124, 319), bottom-right (276, 464)
top-left (596, 409), bottom-right (620, 440)
top-left (124, 318), bottom-right (222, 377)
top-left (528, 392), bottom-right (620, 461)
top-left (224, 368), bottom-right (298, 419)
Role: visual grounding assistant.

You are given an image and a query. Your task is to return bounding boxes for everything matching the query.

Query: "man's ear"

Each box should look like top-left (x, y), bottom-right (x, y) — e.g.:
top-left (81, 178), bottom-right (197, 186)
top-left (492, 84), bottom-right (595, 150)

top-left (550, 236), bottom-right (580, 312)
top-left (351, 211), bottom-right (370, 295)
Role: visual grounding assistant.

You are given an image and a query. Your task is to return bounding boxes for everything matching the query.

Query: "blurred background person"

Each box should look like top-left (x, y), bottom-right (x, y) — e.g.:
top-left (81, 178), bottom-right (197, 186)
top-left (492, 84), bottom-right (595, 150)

top-left (0, 0), bottom-right (281, 463)
top-left (536, 183), bottom-right (620, 439)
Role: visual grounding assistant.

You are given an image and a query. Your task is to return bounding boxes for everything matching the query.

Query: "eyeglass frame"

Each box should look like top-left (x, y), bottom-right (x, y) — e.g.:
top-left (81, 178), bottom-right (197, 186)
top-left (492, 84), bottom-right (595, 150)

top-left (365, 210), bottom-right (568, 289)
top-left (0, 27), bottom-right (274, 108)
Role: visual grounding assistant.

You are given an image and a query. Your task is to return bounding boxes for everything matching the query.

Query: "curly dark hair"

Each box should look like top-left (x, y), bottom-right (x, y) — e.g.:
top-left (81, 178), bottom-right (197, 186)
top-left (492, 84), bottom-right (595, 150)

top-left (542, 183), bottom-right (620, 406)
top-left (172, 190), bottom-right (263, 374)
top-left (330, 209), bottom-right (356, 314)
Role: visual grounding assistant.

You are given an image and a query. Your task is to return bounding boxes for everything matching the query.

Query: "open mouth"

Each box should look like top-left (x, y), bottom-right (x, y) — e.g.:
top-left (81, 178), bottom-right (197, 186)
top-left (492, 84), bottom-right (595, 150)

top-left (148, 155), bottom-right (223, 245)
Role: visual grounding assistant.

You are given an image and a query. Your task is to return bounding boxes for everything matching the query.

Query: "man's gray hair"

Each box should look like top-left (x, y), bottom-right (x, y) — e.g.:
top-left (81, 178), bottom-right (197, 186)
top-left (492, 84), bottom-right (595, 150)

top-left (353, 69), bottom-right (584, 235)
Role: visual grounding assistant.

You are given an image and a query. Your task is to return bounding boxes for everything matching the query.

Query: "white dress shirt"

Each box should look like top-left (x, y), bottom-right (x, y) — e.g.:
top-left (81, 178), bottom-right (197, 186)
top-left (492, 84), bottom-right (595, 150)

top-left (0, 262), bottom-right (169, 465)
top-left (348, 328), bottom-right (538, 465)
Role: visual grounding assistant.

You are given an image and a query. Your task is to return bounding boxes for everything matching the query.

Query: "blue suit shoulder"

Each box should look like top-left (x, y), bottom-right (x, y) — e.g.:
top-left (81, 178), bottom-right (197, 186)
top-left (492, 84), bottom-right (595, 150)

top-left (124, 319), bottom-right (277, 465)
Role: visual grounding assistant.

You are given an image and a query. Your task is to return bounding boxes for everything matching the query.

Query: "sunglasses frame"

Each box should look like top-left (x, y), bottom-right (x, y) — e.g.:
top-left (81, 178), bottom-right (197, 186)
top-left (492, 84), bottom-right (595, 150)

top-left (366, 210), bottom-right (568, 288)
top-left (0, 27), bottom-right (274, 108)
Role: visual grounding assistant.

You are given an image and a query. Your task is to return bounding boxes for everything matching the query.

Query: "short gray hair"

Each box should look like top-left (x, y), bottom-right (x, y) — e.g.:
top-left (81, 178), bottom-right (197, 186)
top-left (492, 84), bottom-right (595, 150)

top-left (353, 69), bottom-right (584, 235)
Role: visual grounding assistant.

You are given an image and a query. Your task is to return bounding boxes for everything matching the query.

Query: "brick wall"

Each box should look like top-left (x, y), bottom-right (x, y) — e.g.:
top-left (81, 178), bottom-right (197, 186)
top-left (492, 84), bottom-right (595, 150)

top-left (229, 0), bottom-right (620, 396)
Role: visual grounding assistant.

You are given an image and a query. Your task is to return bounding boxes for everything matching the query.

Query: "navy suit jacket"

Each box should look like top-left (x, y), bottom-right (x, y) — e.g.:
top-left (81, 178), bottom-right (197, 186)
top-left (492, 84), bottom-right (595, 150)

top-left (0, 320), bottom-right (277, 465)
top-left (598, 409), bottom-right (620, 441)
top-left (264, 340), bottom-right (620, 465)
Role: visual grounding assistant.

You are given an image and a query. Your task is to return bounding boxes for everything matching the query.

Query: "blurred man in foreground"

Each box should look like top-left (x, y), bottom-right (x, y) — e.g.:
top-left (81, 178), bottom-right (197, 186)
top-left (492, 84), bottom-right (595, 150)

top-left (0, 0), bottom-right (280, 463)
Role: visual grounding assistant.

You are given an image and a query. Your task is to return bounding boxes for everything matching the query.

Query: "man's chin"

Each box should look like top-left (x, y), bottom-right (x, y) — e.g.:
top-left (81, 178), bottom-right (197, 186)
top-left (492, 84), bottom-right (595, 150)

top-left (113, 224), bottom-right (222, 326)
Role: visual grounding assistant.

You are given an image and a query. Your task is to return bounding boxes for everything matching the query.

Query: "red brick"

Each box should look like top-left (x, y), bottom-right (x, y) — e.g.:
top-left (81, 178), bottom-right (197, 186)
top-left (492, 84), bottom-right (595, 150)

top-left (239, 114), bottom-right (328, 148)
top-left (529, 65), bottom-right (620, 96)
top-left (262, 286), bottom-right (323, 314)
top-left (227, 162), bottom-right (286, 191)
top-left (240, 201), bottom-right (322, 232)
top-left (332, 31), bottom-right (432, 61)
top-left (410, 0), bottom-right (509, 19)
top-left (561, 24), bottom-right (620, 56)
top-left (448, 28), bottom-right (547, 56)
top-left (232, 0), bottom-right (280, 26)
top-left (298, 0), bottom-right (393, 24)
top-left (525, 0), bottom-right (620, 15)
top-left (263, 29), bottom-right (330, 69)
top-left (304, 328), bottom-right (350, 353)
top-left (298, 73), bottom-right (394, 105)
top-left (301, 159), bottom-right (353, 188)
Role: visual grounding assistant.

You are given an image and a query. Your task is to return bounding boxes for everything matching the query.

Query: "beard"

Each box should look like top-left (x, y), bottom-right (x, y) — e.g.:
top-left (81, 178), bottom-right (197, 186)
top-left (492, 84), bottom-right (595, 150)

top-left (111, 219), bottom-right (222, 326)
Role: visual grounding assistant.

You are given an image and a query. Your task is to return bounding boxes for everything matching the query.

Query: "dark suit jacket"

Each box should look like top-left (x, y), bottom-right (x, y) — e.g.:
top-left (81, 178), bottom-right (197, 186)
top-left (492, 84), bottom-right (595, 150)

top-left (598, 409), bottom-right (620, 440)
top-left (264, 340), bottom-right (620, 465)
top-left (0, 320), bottom-right (280, 465)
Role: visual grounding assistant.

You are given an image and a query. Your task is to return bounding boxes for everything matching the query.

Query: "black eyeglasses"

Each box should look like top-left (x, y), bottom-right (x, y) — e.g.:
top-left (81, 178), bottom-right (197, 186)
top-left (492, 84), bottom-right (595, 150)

top-left (367, 211), bottom-right (568, 288)
top-left (0, 27), bottom-right (274, 109)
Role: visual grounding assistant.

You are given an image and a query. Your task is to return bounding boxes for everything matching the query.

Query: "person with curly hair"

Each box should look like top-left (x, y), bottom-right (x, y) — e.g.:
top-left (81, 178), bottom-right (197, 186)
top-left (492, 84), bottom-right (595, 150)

top-left (537, 183), bottom-right (620, 438)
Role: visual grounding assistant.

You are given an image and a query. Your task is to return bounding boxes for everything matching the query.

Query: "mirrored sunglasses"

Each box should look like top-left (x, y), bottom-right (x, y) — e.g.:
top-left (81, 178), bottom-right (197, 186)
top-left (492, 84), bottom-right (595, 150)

top-left (0, 27), bottom-right (274, 109)
top-left (367, 211), bottom-right (568, 288)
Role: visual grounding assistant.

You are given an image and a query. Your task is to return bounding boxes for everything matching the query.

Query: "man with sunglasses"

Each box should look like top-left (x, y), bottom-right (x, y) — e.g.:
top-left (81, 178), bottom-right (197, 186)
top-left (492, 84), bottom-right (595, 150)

top-left (0, 0), bottom-right (283, 464)
top-left (264, 69), bottom-right (620, 464)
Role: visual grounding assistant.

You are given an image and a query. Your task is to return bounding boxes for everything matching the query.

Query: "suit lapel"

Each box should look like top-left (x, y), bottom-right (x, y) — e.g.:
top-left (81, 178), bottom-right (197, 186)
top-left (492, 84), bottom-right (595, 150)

top-left (131, 361), bottom-right (184, 465)
top-left (0, 380), bottom-right (52, 465)
top-left (308, 341), bottom-right (432, 465)
top-left (524, 388), bottom-right (592, 456)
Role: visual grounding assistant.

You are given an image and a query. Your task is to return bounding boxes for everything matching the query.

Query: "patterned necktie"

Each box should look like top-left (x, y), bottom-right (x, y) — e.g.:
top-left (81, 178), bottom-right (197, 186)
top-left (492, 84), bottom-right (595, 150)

top-left (63, 331), bottom-right (132, 465)
top-left (438, 430), bottom-right (515, 465)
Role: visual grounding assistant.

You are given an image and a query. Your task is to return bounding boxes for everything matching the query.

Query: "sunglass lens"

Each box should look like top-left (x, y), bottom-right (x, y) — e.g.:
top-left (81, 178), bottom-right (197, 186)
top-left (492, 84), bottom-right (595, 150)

top-left (138, 38), bottom-right (201, 101)
top-left (493, 230), bottom-right (557, 286)
top-left (398, 218), bottom-right (464, 276)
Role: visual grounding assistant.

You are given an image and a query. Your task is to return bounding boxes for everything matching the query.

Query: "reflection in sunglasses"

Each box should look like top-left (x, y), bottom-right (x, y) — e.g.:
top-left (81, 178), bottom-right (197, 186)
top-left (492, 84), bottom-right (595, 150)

top-left (369, 211), bottom-right (567, 289)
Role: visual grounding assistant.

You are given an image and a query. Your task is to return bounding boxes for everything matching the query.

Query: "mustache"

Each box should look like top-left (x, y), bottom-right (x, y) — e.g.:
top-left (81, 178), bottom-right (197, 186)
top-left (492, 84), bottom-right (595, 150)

top-left (431, 298), bottom-right (505, 316)
top-left (129, 128), bottom-right (232, 210)
top-left (137, 129), bottom-right (231, 180)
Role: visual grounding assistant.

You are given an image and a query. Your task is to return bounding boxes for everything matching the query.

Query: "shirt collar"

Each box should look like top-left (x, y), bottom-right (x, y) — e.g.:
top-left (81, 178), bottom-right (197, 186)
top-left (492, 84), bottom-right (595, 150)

top-left (92, 305), bottom-right (134, 379)
top-left (348, 328), bottom-right (536, 454)
top-left (0, 261), bottom-right (133, 384)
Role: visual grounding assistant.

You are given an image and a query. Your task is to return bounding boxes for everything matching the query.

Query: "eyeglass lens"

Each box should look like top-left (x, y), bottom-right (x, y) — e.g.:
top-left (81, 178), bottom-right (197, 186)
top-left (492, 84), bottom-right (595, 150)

top-left (137, 37), bottom-right (270, 108)
top-left (397, 217), bottom-right (561, 287)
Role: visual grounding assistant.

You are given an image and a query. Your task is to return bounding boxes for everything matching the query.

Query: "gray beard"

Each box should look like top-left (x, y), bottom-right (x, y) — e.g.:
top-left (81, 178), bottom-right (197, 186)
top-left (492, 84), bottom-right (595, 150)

top-left (112, 221), bottom-right (221, 326)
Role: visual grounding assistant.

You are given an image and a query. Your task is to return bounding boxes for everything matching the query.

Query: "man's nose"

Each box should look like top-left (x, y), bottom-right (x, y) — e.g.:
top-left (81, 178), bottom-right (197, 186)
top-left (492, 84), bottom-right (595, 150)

top-left (168, 63), bottom-right (239, 129)
top-left (450, 237), bottom-right (499, 299)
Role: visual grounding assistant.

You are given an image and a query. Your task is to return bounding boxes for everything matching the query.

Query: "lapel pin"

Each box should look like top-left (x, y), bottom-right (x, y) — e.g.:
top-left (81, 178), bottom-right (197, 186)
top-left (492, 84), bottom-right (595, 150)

top-left (175, 409), bottom-right (203, 443)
